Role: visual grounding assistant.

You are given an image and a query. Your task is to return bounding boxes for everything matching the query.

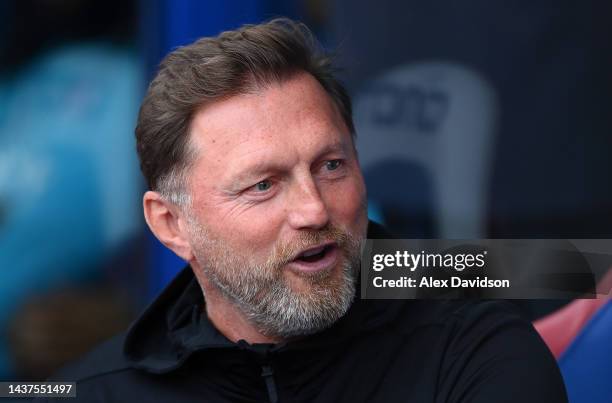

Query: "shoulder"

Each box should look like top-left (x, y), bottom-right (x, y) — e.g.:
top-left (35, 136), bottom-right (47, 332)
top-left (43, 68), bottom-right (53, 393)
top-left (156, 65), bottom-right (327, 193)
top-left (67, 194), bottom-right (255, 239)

top-left (356, 299), bottom-right (566, 401)
top-left (359, 299), bottom-right (533, 356)
top-left (428, 300), bottom-right (568, 403)
top-left (391, 299), bottom-right (552, 364)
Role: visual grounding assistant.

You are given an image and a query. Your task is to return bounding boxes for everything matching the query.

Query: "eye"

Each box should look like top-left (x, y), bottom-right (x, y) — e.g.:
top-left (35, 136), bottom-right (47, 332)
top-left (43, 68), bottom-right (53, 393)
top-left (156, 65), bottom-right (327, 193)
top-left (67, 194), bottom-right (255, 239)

top-left (242, 178), bottom-right (276, 202)
top-left (254, 180), bottom-right (272, 192)
top-left (325, 160), bottom-right (343, 171)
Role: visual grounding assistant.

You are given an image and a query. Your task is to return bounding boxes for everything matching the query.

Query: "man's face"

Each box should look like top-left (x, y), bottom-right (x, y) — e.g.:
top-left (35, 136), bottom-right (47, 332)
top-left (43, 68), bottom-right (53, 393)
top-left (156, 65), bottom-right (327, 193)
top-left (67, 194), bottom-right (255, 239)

top-left (184, 72), bottom-right (368, 338)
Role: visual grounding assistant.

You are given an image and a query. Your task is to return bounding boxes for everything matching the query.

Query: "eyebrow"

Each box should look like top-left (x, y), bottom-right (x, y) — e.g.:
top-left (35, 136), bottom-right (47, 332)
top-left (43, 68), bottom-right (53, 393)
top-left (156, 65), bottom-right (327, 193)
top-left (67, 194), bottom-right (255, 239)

top-left (226, 140), bottom-right (350, 191)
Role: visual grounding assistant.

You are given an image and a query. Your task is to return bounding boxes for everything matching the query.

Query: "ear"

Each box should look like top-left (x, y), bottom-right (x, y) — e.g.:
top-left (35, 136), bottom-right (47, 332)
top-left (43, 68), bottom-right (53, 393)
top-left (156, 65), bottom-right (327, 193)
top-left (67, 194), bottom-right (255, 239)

top-left (143, 191), bottom-right (194, 261)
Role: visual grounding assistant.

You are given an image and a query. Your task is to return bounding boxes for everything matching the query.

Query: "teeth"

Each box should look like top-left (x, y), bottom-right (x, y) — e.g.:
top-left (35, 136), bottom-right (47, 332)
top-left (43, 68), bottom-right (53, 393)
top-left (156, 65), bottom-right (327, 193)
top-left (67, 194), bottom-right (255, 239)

top-left (301, 246), bottom-right (325, 258)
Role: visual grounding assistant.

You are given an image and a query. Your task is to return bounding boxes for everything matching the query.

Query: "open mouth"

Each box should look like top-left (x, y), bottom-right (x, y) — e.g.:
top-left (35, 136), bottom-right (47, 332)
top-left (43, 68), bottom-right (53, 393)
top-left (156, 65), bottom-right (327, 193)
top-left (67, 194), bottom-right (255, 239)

top-left (294, 244), bottom-right (335, 263)
top-left (287, 242), bottom-right (339, 274)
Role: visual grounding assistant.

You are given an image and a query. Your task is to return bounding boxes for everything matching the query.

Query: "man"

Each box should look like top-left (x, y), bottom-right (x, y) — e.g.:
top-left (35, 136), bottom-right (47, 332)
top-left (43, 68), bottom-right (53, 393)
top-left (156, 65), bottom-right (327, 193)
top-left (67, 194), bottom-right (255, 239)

top-left (42, 19), bottom-right (567, 402)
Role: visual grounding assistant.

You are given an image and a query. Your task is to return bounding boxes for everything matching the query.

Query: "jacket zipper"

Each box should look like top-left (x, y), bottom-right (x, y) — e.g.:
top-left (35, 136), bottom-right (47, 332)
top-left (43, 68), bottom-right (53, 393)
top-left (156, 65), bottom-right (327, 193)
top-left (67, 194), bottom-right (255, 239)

top-left (261, 363), bottom-right (279, 403)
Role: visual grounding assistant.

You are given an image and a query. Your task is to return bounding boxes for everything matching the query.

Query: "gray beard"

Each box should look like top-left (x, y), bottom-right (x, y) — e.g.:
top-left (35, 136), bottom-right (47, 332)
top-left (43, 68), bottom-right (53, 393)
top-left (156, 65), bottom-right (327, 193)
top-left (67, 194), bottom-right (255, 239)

top-left (207, 255), bottom-right (359, 339)
top-left (187, 218), bottom-right (363, 339)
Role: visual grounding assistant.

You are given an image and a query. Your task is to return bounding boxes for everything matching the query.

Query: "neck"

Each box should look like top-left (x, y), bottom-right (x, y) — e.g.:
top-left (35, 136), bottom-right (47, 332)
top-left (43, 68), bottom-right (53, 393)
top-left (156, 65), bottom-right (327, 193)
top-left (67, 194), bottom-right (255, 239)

top-left (191, 263), bottom-right (282, 345)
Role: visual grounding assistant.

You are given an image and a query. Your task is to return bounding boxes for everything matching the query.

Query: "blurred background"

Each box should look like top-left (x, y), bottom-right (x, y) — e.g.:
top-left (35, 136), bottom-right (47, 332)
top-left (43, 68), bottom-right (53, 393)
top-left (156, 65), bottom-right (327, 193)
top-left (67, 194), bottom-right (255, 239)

top-left (0, 0), bottom-right (611, 400)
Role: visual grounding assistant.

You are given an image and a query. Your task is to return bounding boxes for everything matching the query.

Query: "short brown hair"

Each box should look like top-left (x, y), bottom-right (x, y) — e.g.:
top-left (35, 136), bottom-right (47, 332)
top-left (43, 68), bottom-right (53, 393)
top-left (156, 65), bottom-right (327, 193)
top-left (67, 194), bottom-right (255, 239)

top-left (135, 18), bottom-right (354, 204)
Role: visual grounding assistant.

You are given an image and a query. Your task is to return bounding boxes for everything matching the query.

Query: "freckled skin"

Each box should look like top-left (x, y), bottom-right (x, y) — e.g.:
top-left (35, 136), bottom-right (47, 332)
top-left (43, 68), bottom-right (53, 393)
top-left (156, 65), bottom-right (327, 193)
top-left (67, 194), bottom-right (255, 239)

top-left (187, 72), bottom-right (368, 293)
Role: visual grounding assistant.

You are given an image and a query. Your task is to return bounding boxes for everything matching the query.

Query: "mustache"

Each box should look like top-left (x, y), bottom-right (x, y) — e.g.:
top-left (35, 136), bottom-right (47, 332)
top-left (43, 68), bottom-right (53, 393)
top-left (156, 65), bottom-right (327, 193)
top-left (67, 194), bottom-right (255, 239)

top-left (266, 225), bottom-right (353, 268)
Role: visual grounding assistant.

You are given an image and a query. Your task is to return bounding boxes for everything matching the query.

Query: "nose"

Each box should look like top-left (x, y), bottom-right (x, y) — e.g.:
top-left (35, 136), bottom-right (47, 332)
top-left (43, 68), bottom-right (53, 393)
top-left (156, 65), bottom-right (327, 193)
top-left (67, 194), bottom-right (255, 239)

top-left (286, 175), bottom-right (330, 230)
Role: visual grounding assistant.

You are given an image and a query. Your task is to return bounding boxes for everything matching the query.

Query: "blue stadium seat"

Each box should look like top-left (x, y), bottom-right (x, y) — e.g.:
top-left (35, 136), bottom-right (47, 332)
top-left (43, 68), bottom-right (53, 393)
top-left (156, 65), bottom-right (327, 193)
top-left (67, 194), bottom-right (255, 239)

top-left (558, 300), bottom-right (612, 403)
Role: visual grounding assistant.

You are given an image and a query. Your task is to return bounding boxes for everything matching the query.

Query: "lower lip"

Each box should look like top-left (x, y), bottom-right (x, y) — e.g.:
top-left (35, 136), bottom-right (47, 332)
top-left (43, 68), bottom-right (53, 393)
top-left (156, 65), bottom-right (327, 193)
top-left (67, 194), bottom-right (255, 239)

top-left (286, 245), bottom-right (340, 274)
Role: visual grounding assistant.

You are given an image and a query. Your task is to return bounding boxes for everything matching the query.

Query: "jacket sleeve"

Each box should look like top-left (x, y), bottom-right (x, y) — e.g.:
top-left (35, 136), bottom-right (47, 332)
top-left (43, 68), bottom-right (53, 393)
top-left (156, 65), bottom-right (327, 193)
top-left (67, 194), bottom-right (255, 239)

top-left (436, 301), bottom-right (568, 403)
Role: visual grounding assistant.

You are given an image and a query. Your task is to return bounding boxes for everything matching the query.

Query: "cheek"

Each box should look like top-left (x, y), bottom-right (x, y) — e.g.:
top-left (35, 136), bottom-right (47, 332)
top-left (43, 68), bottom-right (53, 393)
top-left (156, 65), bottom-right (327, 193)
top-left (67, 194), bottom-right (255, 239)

top-left (323, 174), bottom-right (367, 226)
top-left (204, 203), bottom-right (285, 255)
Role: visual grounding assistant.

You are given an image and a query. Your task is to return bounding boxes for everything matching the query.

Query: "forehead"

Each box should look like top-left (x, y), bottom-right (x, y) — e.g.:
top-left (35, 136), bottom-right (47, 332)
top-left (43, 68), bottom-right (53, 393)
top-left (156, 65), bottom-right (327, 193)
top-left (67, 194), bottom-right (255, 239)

top-left (187, 73), bottom-right (352, 183)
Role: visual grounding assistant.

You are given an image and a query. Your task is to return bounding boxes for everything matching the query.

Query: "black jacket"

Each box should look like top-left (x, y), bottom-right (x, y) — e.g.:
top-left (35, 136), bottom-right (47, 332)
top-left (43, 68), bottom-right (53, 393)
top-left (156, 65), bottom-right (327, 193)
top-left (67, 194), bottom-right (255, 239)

top-left (41, 222), bottom-right (567, 402)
